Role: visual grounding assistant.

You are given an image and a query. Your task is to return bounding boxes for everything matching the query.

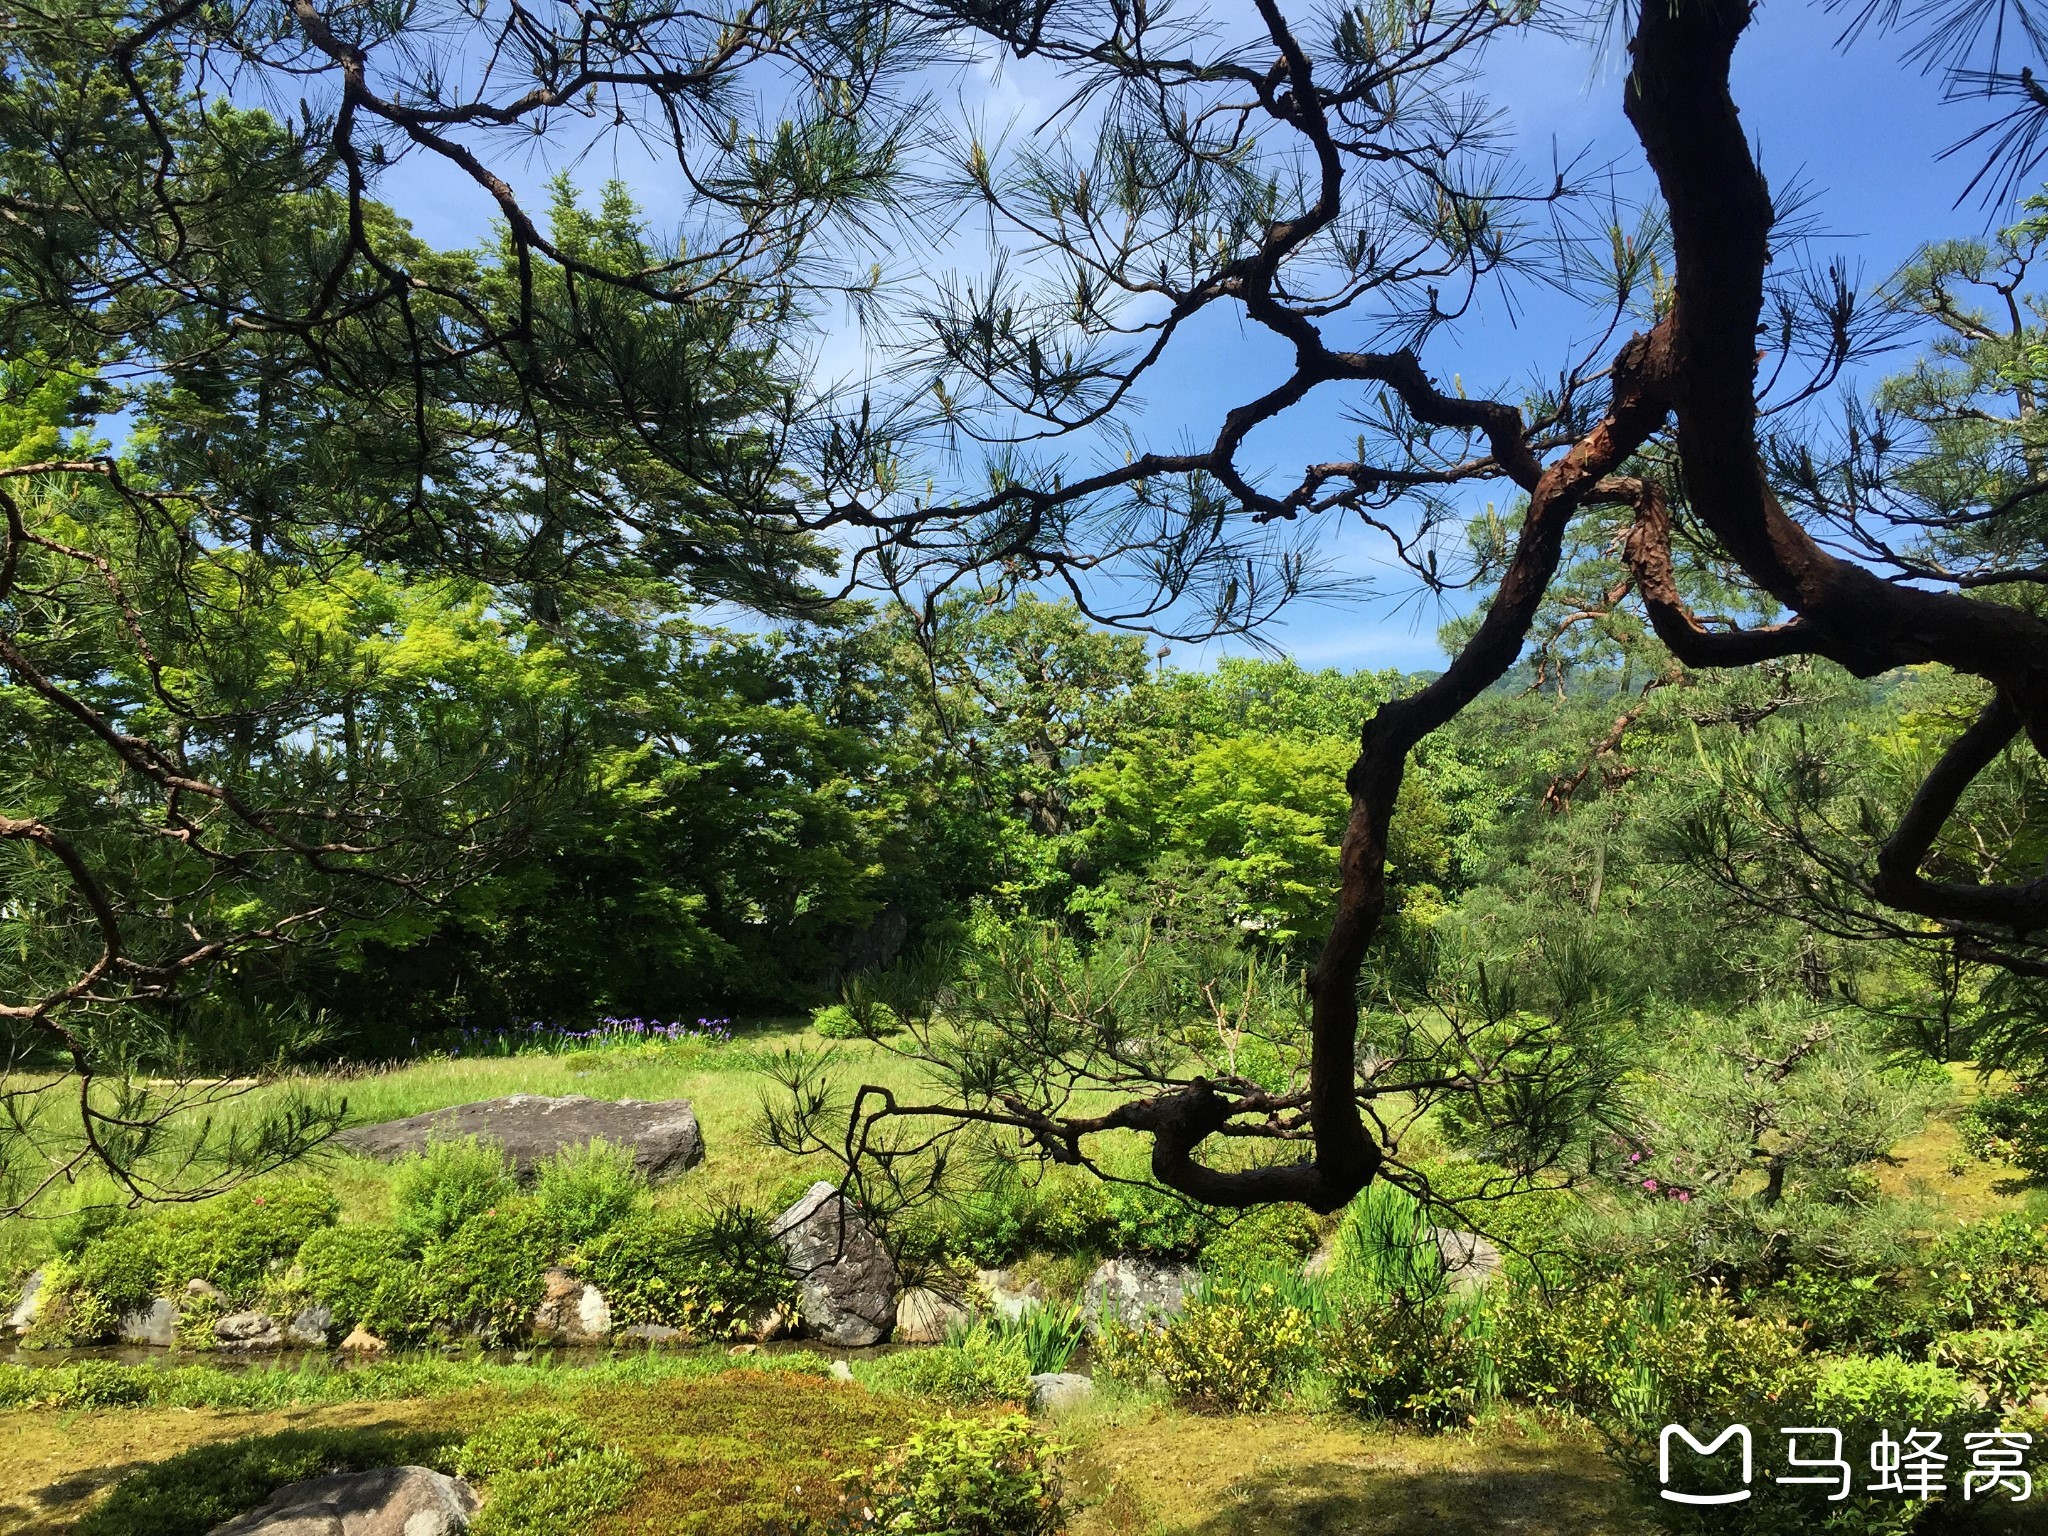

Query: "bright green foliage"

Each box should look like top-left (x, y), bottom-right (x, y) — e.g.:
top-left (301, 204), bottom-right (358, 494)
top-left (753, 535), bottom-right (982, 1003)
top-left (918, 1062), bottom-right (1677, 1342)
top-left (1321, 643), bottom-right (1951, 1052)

top-left (1929, 1327), bottom-right (2048, 1409)
top-left (813, 1001), bottom-right (903, 1040)
top-left (1959, 1085), bottom-right (2048, 1174)
top-left (533, 1140), bottom-right (649, 1247)
top-left (1097, 1281), bottom-right (1318, 1413)
top-left (1809, 1354), bottom-right (1988, 1437)
top-left (578, 1205), bottom-right (795, 1335)
top-left (456, 1409), bottom-right (643, 1536)
top-left (1201, 1201), bottom-right (1324, 1276)
top-left (1924, 1215), bottom-right (2048, 1330)
top-left (389, 1138), bottom-right (519, 1254)
top-left (830, 1414), bottom-right (1065, 1536)
top-left (995, 1303), bottom-right (1087, 1375)
top-left (290, 1225), bottom-right (412, 1334)
top-left (859, 1322), bottom-right (1031, 1406)
top-left (410, 1202), bottom-right (556, 1345)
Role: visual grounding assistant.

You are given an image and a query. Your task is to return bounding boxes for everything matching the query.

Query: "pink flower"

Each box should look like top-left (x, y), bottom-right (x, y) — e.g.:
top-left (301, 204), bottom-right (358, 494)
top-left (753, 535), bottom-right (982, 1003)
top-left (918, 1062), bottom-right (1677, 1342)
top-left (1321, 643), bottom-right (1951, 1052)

top-left (1676, 1190), bottom-right (1692, 1203)
top-left (1642, 1178), bottom-right (1659, 1192)
top-left (1628, 1151), bottom-right (1642, 1163)
top-left (252, 1196), bottom-right (265, 1206)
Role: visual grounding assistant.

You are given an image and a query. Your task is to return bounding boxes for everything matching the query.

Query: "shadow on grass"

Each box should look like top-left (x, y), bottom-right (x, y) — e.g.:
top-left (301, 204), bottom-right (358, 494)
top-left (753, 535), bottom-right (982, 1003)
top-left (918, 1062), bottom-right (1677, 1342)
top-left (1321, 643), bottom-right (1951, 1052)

top-left (14, 1420), bottom-right (453, 1536)
top-left (1141, 1458), bottom-right (1642, 1536)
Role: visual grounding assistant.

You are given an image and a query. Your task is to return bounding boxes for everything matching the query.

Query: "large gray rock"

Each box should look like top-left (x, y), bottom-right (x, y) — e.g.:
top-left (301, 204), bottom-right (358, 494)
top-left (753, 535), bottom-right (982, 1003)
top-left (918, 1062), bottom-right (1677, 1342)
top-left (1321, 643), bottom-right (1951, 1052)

top-left (334, 1095), bottom-right (703, 1182)
top-left (1082, 1257), bottom-right (1199, 1331)
top-left (771, 1181), bottom-right (898, 1347)
top-left (285, 1304), bottom-right (335, 1348)
top-left (120, 1297), bottom-right (177, 1347)
top-left (208, 1465), bottom-right (479, 1536)
top-left (530, 1267), bottom-right (612, 1344)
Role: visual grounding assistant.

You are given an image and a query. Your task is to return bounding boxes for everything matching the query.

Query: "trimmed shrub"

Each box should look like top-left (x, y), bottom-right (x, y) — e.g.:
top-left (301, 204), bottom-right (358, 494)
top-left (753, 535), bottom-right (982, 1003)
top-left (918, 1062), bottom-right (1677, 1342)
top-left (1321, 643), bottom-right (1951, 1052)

top-left (291, 1225), bottom-right (413, 1334)
top-left (390, 1136), bottom-right (518, 1253)
top-left (533, 1139), bottom-right (649, 1247)
top-left (1202, 1202), bottom-right (1323, 1275)
top-left (1324, 1295), bottom-right (1491, 1427)
top-left (829, 1414), bottom-right (1064, 1536)
top-left (1763, 1263), bottom-right (1927, 1354)
top-left (1959, 1084), bottom-right (2048, 1175)
top-left (579, 1205), bottom-right (793, 1336)
top-left (412, 1202), bottom-right (554, 1345)
top-left (1810, 1354), bottom-right (1990, 1438)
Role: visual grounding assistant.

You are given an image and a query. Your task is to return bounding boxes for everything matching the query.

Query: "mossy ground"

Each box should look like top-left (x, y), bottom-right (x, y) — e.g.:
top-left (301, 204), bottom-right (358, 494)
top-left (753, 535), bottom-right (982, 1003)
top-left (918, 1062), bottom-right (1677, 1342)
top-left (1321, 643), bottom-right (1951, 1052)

top-left (0, 1368), bottom-right (1659, 1536)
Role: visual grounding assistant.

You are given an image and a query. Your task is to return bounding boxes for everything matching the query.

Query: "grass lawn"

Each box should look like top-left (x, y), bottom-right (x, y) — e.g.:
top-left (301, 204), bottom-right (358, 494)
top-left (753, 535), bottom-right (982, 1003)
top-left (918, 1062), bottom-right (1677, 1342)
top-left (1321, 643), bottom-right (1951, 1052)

top-left (0, 1368), bottom-right (1660, 1536)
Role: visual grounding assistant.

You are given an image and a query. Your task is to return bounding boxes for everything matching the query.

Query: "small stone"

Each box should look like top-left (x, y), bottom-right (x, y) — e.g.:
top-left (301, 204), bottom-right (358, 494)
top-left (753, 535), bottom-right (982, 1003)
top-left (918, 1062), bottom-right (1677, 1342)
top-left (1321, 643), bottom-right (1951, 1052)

top-left (119, 1296), bottom-right (177, 1347)
top-left (285, 1304), bottom-right (334, 1348)
top-left (339, 1325), bottom-right (388, 1354)
top-left (215, 1309), bottom-right (285, 1348)
top-left (741, 1304), bottom-right (789, 1343)
top-left (6, 1270), bottom-right (44, 1335)
top-left (1430, 1227), bottom-right (1505, 1293)
top-left (1029, 1372), bottom-right (1094, 1414)
top-left (616, 1323), bottom-right (687, 1344)
top-left (895, 1286), bottom-right (970, 1344)
top-left (726, 1342), bottom-right (761, 1357)
top-left (829, 1359), bottom-right (855, 1383)
top-left (185, 1277), bottom-right (222, 1300)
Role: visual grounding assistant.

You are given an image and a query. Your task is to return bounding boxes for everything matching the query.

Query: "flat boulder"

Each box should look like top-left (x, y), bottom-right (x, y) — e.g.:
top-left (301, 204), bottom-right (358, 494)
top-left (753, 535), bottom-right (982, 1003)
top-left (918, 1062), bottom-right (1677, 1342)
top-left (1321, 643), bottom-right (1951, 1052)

top-left (215, 1309), bottom-right (285, 1349)
top-left (1430, 1227), bottom-right (1504, 1293)
top-left (1082, 1257), bottom-right (1198, 1331)
top-left (208, 1465), bottom-right (479, 1536)
top-left (333, 1095), bottom-right (702, 1182)
top-left (771, 1181), bottom-right (897, 1347)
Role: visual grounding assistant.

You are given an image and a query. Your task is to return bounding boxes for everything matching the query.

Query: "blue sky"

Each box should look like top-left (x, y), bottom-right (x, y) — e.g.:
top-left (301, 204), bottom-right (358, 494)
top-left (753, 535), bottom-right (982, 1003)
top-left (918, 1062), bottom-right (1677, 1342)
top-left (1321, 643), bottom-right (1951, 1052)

top-left (363, 3), bottom-right (2006, 674)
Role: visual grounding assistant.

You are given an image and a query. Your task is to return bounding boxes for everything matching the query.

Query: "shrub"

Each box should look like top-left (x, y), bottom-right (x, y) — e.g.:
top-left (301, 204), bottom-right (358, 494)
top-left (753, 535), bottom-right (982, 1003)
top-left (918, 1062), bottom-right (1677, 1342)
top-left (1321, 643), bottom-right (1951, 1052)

top-left (830, 1414), bottom-right (1064, 1536)
top-left (1929, 1326), bottom-right (2048, 1409)
top-left (61, 1180), bottom-right (343, 1311)
top-left (1097, 1279), bottom-right (1316, 1413)
top-left (71, 1233), bottom-right (162, 1319)
top-left (411, 1201), bottom-right (554, 1344)
top-left (1763, 1263), bottom-right (1928, 1354)
top-left (1202, 1202), bottom-right (1323, 1275)
top-left (1959, 1084), bottom-right (2048, 1174)
top-left (579, 1204), bottom-right (794, 1336)
top-left (533, 1139), bottom-right (649, 1247)
top-left (1324, 1294), bottom-right (1494, 1427)
top-left (811, 1001), bottom-right (901, 1040)
top-left (390, 1137), bottom-right (519, 1253)
top-left (860, 1321), bottom-right (1031, 1406)
top-left (455, 1409), bottom-right (642, 1536)
top-left (1809, 1354), bottom-right (1989, 1437)
top-left (1925, 1215), bottom-right (2048, 1331)
top-left (291, 1225), bottom-right (412, 1334)
top-left (22, 1258), bottom-right (122, 1348)
top-left (74, 1428), bottom-right (450, 1536)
